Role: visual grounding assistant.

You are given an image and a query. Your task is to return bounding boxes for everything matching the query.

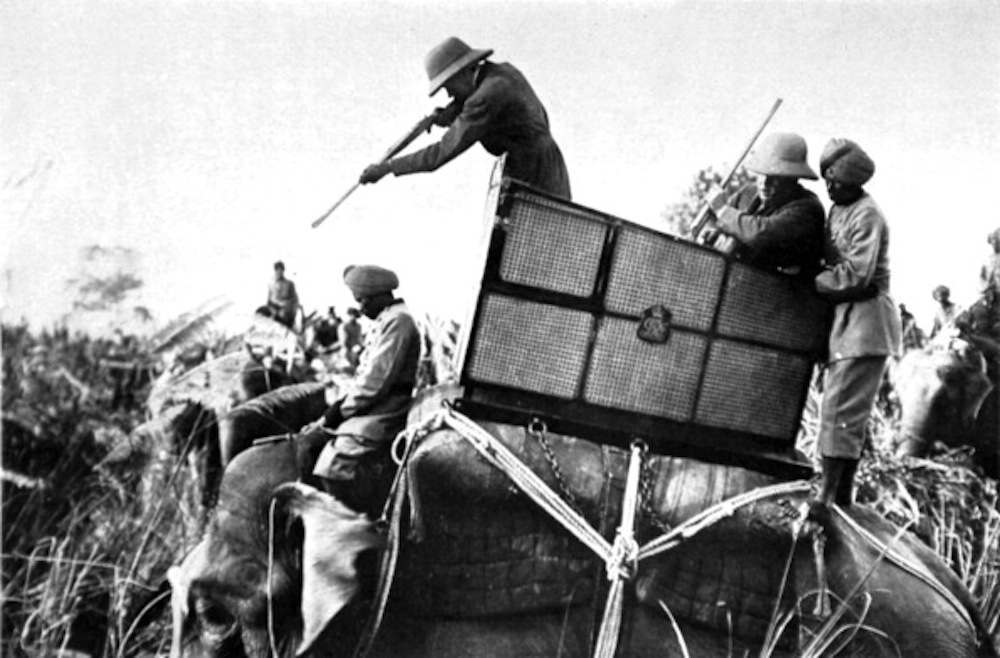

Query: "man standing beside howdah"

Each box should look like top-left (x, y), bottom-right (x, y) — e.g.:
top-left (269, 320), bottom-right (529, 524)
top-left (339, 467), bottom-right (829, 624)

top-left (813, 139), bottom-right (901, 509)
top-left (359, 37), bottom-right (571, 199)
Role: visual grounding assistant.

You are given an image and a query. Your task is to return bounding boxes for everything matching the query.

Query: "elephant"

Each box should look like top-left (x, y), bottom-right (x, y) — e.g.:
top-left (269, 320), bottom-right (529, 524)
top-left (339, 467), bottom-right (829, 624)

top-left (168, 387), bottom-right (997, 658)
top-left (893, 342), bottom-right (998, 478)
top-left (217, 381), bottom-right (328, 467)
top-left (238, 355), bottom-right (300, 403)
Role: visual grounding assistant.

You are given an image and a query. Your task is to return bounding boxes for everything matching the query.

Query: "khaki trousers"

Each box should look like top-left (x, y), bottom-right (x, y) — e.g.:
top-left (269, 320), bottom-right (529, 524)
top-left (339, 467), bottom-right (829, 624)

top-left (818, 356), bottom-right (888, 459)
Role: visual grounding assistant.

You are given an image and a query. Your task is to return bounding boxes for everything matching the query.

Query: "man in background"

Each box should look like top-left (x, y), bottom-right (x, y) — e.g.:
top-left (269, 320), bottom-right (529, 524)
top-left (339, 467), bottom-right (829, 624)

top-left (339, 307), bottom-right (364, 370)
top-left (265, 261), bottom-right (300, 329)
top-left (929, 285), bottom-right (961, 340)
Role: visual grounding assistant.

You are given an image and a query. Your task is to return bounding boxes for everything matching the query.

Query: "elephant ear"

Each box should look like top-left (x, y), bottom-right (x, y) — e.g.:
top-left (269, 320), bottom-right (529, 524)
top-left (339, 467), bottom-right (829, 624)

top-left (273, 482), bottom-right (383, 656)
top-left (167, 539), bottom-right (211, 658)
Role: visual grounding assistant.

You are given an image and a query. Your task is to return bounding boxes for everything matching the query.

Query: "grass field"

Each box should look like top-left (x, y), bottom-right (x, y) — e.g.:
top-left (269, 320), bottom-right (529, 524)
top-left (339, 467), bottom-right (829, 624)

top-left (2, 322), bottom-right (998, 655)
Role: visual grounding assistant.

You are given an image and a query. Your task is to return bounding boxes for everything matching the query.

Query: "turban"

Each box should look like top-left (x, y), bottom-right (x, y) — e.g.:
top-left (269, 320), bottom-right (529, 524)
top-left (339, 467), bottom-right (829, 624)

top-left (819, 138), bottom-right (875, 186)
top-left (343, 264), bottom-right (399, 297)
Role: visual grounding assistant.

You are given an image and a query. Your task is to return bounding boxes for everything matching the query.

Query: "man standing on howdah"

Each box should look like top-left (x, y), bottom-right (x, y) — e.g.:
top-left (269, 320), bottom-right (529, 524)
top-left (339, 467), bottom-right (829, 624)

top-left (813, 139), bottom-right (901, 509)
top-left (312, 265), bottom-right (420, 515)
top-left (359, 37), bottom-right (571, 199)
top-left (704, 132), bottom-right (825, 277)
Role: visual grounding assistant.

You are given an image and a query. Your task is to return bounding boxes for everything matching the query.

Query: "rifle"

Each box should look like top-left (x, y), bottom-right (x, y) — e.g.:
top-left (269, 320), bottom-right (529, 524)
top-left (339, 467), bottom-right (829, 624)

top-left (311, 111), bottom-right (442, 229)
top-left (690, 98), bottom-right (783, 243)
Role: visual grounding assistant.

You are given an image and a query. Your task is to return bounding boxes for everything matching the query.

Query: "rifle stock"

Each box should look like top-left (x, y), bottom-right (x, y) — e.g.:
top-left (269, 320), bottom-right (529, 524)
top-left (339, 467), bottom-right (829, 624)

top-left (311, 111), bottom-right (438, 229)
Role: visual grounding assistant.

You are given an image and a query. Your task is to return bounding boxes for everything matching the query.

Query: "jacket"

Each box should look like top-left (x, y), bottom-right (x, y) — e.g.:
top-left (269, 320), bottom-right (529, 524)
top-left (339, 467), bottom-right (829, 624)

top-left (717, 182), bottom-right (825, 276)
top-left (335, 300), bottom-right (420, 443)
top-left (389, 61), bottom-right (571, 199)
top-left (815, 193), bottom-right (901, 361)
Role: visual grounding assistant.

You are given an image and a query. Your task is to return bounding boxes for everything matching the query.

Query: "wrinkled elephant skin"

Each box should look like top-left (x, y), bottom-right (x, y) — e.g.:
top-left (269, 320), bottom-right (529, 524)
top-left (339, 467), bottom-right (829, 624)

top-left (894, 345), bottom-right (998, 477)
top-left (169, 436), bottom-right (997, 658)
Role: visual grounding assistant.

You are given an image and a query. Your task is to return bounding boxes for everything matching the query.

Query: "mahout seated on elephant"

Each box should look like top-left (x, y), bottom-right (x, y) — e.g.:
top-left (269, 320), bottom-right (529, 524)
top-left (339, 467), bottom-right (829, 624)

top-left (168, 387), bottom-right (997, 658)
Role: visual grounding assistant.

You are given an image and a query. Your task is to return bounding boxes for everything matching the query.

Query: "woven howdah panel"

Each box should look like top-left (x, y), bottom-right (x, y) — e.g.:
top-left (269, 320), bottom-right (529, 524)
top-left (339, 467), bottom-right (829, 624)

top-left (694, 339), bottom-right (811, 438)
top-left (499, 194), bottom-right (608, 298)
top-left (466, 294), bottom-right (592, 399)
top-left (584, 317), bottom-right (707, 421)
top-left (604, 227), bottom-right (725, 331)
top-left (716, 263), bottom-right (828, 352)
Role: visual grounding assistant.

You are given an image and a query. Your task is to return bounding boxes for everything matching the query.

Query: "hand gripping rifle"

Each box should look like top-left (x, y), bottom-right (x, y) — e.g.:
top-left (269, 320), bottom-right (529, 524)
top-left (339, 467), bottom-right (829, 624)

top-left (690, 98), bottom-right (783, 244)
top-left (312, 109), bottom-right (446, 229)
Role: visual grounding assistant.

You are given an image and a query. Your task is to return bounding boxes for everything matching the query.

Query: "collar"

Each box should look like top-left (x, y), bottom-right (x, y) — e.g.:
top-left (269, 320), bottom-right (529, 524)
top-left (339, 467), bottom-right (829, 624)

top-left (375, 298), bottom-right (407, 323)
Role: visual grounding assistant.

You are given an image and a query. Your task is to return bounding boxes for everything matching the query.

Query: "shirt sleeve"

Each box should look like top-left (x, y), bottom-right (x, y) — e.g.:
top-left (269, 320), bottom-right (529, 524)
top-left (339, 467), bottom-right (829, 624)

top-left (388, 83), bottom-right (501, 175)
top-left (815, 207), bottom-right (883, 301)
top-left (716, 196), bottom-right (820, 256)
top-left (339, 315), bottom-right (414, 417)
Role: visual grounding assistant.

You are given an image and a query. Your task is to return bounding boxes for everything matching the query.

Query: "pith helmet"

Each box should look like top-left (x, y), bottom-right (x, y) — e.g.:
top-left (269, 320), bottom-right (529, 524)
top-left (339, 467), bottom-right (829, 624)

top-left (424, 37), bottom-right (493, 96)
top-left (745, 132), bottom-right (818, 180)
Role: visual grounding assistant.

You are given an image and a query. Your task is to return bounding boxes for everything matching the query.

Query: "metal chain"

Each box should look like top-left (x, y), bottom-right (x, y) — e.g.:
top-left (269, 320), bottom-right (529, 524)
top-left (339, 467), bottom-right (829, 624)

top-left (639, 449), bottom-right (672, 535)
top-left (527, 418), bottom-right (584, 516)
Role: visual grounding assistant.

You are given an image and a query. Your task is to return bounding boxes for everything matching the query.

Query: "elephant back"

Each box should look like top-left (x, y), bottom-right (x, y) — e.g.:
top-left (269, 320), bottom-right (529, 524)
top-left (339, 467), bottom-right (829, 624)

top-left (393, 413), bottom-right (799, 642)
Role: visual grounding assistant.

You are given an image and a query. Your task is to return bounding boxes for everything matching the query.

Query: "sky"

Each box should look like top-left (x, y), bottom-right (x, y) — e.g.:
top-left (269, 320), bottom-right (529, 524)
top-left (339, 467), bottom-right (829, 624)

top-left (2, 0), bottom-right (999, 335)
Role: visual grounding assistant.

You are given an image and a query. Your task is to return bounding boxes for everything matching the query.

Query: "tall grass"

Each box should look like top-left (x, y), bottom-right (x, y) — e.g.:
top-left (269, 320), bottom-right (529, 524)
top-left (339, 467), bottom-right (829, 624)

top-left (3, 324), bottom-right (998, 654)
top-left (798, 374), bottom-right (1000, 645)
top-left (3, 323), bottom-right (203, 657)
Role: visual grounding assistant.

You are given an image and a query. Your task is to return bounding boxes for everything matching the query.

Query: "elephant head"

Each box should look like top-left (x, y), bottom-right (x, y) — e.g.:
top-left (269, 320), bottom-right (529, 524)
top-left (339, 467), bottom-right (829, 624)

top-left (168, 441), bottom-right (381, 658)
top-left (893, 343), bottom-right (994, 471)
top-left (217, 382), bottom-right (328, 467)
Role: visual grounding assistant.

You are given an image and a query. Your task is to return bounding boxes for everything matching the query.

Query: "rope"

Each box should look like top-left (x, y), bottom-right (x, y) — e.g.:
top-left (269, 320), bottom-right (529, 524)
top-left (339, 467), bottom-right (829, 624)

top-left (267, 498), bottom-right (280, 658)
top-left (637, 481), bottom-right (813, 561)
top-left (436, 407), bottom-right (812, 658)
top-left (352, 406), bottom-right (979, 657)
top-left (593, 441), bottom-right (645, 658)
top-left (352, 412), bottom-right (447, 658)
top-left (440, 407), bottom-right (612, 561)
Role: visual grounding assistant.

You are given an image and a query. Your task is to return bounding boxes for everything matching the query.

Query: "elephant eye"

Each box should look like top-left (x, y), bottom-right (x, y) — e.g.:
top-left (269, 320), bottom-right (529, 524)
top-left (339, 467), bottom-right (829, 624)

top-left (195, 597), bottom-right (237, 637)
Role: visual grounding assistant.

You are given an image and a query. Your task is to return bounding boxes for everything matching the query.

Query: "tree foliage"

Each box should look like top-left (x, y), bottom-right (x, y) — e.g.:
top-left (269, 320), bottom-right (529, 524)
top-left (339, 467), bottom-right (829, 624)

top-left (661, 166), bottom-right (755, 238)
top-left (66, 245), bottom-right (144, 311)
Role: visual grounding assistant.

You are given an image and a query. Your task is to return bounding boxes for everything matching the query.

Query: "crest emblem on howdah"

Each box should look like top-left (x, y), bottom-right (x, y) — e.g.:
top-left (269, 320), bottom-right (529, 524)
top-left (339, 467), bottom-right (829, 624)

top-left (637, 304), bottom-right (672, 344)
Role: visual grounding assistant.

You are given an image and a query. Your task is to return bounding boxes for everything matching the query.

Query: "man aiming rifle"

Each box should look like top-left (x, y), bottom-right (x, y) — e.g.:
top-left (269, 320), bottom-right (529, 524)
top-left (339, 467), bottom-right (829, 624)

top-left (358, 37), bottom-right (571, 200)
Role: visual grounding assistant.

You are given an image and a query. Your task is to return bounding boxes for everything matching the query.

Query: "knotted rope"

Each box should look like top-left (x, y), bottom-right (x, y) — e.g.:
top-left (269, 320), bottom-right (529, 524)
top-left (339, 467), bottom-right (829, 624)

top-left (383, 406), bottom-right (813, 658)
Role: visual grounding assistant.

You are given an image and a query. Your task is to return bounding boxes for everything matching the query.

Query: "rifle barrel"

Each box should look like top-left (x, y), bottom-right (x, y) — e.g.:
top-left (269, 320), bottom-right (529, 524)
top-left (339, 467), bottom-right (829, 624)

top-left (312, 113), bottom-right (437, 229)
top-left (691, 98), bottom-right (783, 241)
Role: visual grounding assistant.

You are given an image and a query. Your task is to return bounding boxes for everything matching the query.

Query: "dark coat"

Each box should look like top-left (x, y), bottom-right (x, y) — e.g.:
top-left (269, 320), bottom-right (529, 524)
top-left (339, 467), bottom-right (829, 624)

top-left (716, 182), bottom-right (825, 277)
top-left (389, 61), bottom-right (571, 199)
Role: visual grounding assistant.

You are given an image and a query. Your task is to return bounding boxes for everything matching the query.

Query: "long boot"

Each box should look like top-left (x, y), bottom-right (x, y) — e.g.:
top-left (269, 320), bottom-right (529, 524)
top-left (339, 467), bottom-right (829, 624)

top-left (815, 457), bottom-right (857, 505)
top-left (834, 459), bottom-right (859, 507)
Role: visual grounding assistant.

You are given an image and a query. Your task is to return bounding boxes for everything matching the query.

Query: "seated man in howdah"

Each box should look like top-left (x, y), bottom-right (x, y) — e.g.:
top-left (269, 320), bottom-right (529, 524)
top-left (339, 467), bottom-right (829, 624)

top-left (704, 132), bottom-right (826, 277)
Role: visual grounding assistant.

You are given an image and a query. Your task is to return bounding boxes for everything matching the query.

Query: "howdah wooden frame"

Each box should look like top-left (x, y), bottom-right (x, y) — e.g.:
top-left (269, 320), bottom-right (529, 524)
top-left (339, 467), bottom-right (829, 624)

top-left (456, 179), bottom-right (830, 479)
